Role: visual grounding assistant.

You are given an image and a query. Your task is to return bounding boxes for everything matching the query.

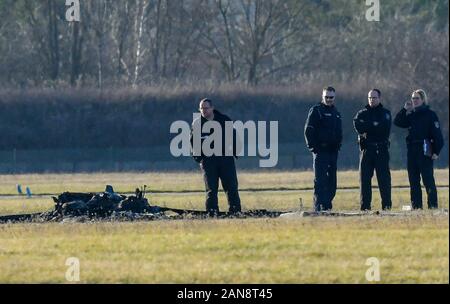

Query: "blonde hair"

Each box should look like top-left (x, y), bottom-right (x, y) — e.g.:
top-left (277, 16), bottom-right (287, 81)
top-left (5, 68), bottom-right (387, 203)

top-left (413, 89), bottom-right (428, 105)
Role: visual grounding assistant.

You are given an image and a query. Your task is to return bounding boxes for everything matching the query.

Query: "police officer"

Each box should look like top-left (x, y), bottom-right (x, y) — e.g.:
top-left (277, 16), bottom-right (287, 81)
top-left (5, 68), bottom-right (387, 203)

top-left (394, 89), bottom-right (444, 209)
top-left (353, 89), bottom-right (392, 211)
top-left (190, 98), bottom-right (242, 216)
top-left (304, 87), bottom-right (342, 211)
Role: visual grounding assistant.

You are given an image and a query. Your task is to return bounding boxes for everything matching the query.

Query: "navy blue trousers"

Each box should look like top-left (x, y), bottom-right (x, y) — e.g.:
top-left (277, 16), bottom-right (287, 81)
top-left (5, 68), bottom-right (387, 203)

top-left (201, 156), bottom-right (241, 215)
top-left (313, 151), bottom-right (338, 211)
top-left (359, 146), bottom-right (392, 210)
top-left (407, 144), bottom-right (438, 209)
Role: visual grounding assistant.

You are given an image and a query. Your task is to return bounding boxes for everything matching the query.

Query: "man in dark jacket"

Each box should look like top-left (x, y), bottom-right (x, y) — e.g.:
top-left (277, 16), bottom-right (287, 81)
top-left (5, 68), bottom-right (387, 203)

top-left (394, 89), bottom-right (444, 209)
top-left (304, 87), bottom-right (342, 211)
top-left (190, 98), bottom-right (241, 216)
top-left (353, 89), bottom-right (392, 211)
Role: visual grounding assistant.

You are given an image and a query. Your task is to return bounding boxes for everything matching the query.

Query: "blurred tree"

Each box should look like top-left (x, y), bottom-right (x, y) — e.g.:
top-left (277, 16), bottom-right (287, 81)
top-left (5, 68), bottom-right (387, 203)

top-left (0, 0), bottom-right (447, 94)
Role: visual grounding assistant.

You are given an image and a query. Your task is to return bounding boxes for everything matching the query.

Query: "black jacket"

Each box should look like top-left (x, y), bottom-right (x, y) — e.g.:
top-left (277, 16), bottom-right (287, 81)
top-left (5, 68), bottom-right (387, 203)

top-left (394, 104), bottom-right (444, 155)
top-left (304, 102), bottom-right (342, 153)
top-left (353, 104), bottom-right (391, 147)
top-left (190, 110), bottom-right (240, 163)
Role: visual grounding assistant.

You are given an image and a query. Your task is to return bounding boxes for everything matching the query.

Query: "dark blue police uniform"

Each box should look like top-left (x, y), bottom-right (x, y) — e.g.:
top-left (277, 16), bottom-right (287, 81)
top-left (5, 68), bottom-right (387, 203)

top-left (353, 104), bottom-right (392, 210)
top-left (304, 102), bottom-right (342, 211)
top-left (394, 104), bottom-right (444, 209)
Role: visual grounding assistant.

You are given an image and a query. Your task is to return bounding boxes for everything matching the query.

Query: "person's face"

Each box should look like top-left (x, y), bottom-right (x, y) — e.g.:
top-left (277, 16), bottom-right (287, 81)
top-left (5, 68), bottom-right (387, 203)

top-left (199, 101), bottom-right (214, 118)
top-left (411, 92), bottom-right (424, 108)
top-left (322, 90), bottom-right (335, 106)
top-left (368, 90), bottom-right (380, 108)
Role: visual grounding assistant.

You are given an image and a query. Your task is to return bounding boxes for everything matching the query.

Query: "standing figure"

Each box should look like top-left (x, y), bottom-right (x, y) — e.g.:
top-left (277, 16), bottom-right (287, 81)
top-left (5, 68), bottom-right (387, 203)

top-left (394, 89), bottom-right (444, 209)
top-left (353, 89), bottom-right (392, 211)
top-left (304, 87), bottom-right (343, 211)
top-left (190, 98), bottom-right (242, 216)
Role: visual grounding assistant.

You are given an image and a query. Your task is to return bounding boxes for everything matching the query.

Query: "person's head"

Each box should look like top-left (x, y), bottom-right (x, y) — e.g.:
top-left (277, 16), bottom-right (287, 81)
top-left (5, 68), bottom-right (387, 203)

top-left (411, 89), bottom-right (427, 108)
top-left (368, 89), bottom-right (381, 108)
top-left (199, 98), bottom-right (214, 119)
top-left (322, 86), bottom-right (336, 106)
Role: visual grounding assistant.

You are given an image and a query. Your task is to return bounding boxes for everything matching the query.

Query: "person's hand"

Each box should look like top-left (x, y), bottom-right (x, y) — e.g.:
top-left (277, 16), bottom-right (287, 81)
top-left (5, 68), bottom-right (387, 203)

top-left (360, 133), bottom-right (367, 139)
top-left (431, 154), bottom-right (439, 160)
top-left (404, 101), bottom-right (413, 112)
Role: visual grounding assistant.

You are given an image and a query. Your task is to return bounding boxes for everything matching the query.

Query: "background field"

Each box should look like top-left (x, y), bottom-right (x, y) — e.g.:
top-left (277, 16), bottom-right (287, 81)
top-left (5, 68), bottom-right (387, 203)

top-left (1, 169), bottom-right (448, 195)
top-left (0, 216), bottom-right (448, 283)
top-left (0, 169), bottom-right (448, 283)
top-left (0, 0), bottom-right (447, 285)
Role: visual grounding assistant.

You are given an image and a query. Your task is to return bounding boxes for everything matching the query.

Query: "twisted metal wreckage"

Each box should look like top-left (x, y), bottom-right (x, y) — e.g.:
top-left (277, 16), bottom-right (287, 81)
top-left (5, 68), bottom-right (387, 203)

top-left (0, 185), bottom-right (446, 224)
top-left (0, 185), bottom-right (286, 223)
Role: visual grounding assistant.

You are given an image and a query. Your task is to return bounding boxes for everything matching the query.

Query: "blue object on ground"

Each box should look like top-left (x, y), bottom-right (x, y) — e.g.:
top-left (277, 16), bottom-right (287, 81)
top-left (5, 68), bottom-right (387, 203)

top-left (26, 187), bottom-right (32, 198)
top-left (17, 184), bottom-right (23, 195)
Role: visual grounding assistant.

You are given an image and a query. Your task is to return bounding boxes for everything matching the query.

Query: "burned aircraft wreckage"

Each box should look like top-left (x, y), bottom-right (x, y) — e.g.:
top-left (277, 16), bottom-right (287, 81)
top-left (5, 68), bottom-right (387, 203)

top-left (1, 185), bottom-right (446, 223)
top-left (0, 185), bottom-right (286, 223)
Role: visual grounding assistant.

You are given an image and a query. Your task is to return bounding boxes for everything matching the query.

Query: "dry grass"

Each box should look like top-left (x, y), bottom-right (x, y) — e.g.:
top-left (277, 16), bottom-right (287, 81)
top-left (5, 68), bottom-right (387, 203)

top-left (0, 216), bottom-right (447, 283)
top-left (0, 169), bottom-right (448, 195)
top-left (0, 169), bottom-right (448, 283)
top-left (1, 188), bottom-right (448, 216)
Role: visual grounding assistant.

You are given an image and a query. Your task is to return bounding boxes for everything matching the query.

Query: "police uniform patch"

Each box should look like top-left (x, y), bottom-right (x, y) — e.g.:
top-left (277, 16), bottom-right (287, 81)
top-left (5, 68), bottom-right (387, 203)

top-left (386, 113), bottom-right (390, 120)
top-left (435, 121), bottom-right (440, 128)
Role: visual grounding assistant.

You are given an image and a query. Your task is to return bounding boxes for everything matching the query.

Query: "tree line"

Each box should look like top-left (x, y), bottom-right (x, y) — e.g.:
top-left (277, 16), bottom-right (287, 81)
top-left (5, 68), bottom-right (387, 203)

top-left (0, 0), bottom-right (448, 92)
top-left (0, 0), bottom-right (448, 164)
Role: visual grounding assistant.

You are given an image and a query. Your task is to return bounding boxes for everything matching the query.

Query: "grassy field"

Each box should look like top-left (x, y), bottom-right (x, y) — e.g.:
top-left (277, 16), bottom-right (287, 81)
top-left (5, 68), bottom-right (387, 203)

top-left (0, 189), bottom-right (449, 216)
top-left (0, 169), bottom-right (448, 195)
top-left (0, 217), bottom-right (447, 283)
top-left (0, 169), bottom-right (448, 283)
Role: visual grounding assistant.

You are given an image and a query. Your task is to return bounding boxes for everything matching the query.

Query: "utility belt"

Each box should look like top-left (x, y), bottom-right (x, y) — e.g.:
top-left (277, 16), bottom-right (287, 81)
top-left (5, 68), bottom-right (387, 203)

top-left (407, 139), bottom-right (426, 145)
top-left (407, 139), bottom-right (433, 157)
top-left (366, 141), bottom-right (389, 147)
top-left (360, 140), bottom-right (389, 151)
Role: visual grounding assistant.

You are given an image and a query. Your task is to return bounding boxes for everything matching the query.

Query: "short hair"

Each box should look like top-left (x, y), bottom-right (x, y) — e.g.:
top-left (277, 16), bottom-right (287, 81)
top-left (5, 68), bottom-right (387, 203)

top-left (199, 98), bottom-right (213, 106)
top-left (370, 89), bottom-right (381, 97)
top-left (413, 89), bottom-right (428, 105)
top-left (323, 86), bottom-right (335, 92)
